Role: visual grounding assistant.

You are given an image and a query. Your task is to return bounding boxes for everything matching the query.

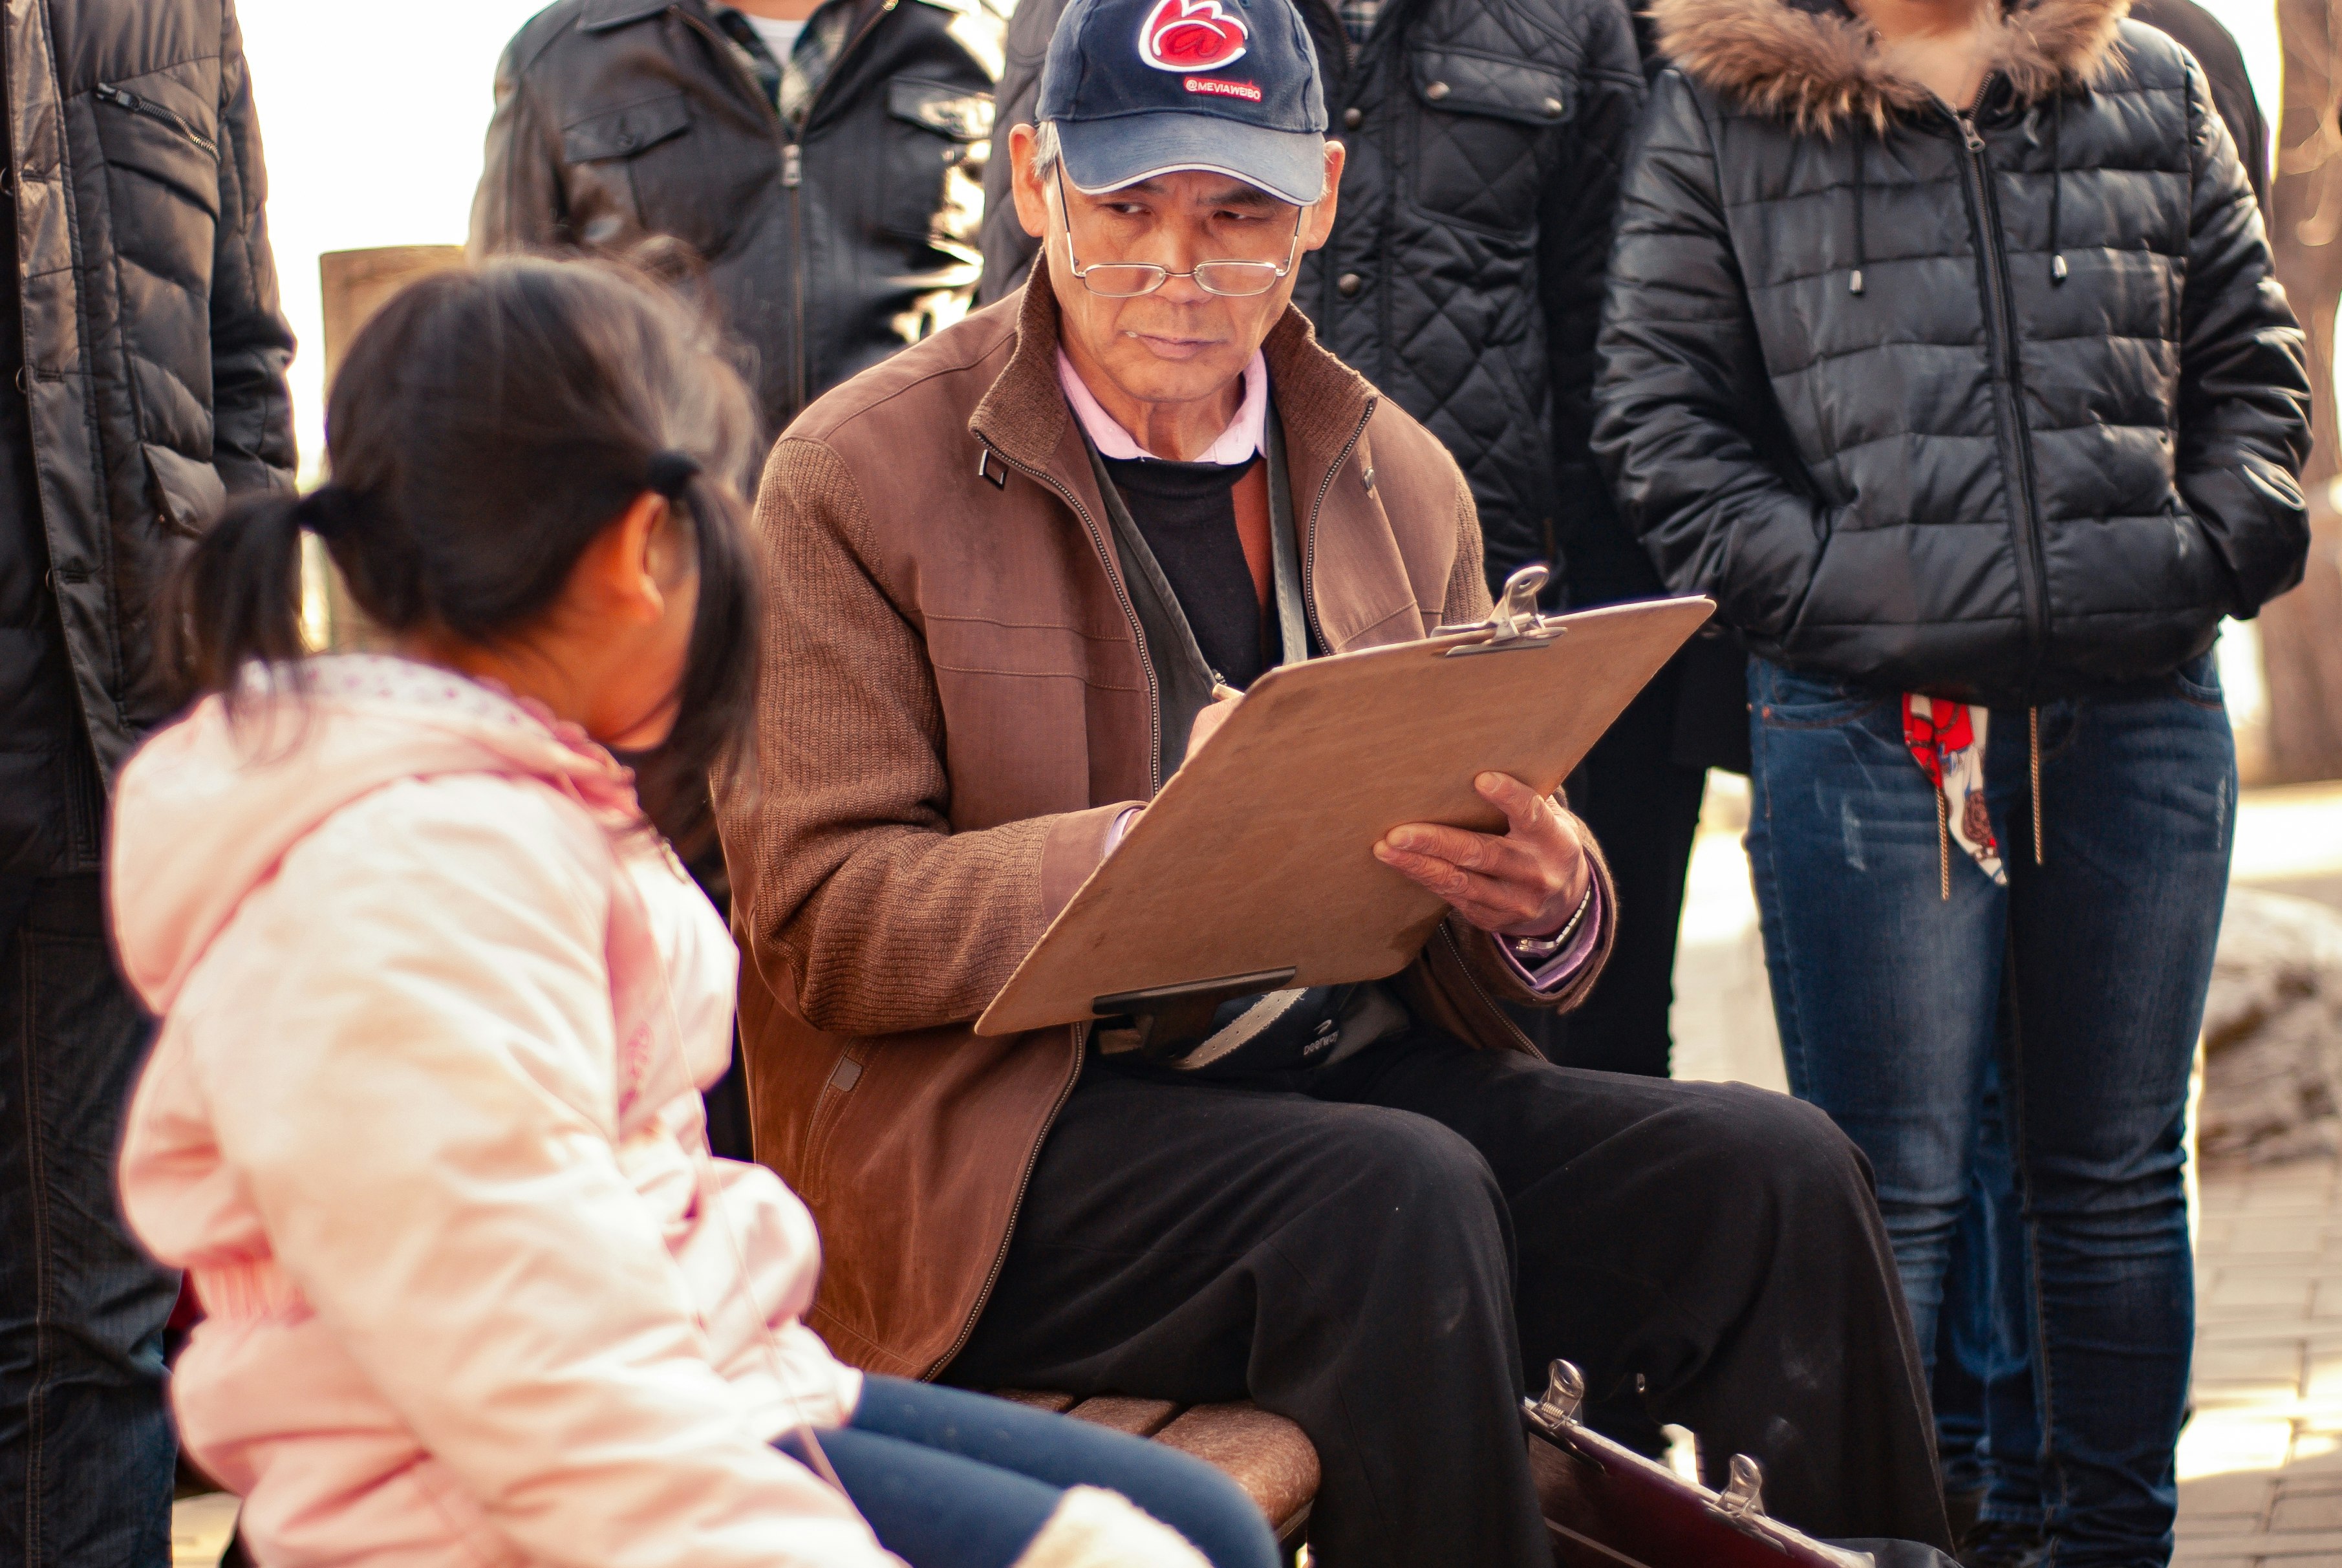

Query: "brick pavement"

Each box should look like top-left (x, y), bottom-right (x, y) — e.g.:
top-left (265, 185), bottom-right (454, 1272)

top-left (2175, 1152), bottom-right (2342, 1565)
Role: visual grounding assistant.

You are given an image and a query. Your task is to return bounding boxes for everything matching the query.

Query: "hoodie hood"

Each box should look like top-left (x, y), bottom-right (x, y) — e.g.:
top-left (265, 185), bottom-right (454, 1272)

top-left (111, 655), bottom-right (641, 1015)
top-left (1649, 0), bottom-right (2129, 133)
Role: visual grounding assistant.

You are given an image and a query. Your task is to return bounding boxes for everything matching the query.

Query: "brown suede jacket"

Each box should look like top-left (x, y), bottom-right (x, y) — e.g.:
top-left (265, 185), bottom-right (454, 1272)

top-left (718, 278), bottom-right (1618, 1379)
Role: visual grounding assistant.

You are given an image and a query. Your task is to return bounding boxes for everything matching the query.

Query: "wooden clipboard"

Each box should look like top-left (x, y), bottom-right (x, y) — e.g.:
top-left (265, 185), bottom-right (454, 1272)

top-left (974, 590), bottom-right (1716, 1036)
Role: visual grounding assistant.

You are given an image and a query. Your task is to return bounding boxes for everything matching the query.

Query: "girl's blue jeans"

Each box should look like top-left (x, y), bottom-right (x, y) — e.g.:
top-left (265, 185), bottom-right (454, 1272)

top-left (783, 1375), bottom-right (1280, 1568)
top-left (1746, 653), bottom-right (2234, 1568)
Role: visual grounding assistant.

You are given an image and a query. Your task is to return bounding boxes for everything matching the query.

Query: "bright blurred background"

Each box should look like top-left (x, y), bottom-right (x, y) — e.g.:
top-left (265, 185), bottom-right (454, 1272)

top-left (236, 0), bottom-right (553, 479)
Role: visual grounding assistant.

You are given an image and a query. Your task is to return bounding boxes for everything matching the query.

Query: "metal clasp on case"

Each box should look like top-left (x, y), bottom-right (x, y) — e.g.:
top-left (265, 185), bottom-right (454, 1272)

top-left (1522, 1357), bottom-right (1587, 1437)
top-left (1713, 1453), bottom-right (1766, 1521)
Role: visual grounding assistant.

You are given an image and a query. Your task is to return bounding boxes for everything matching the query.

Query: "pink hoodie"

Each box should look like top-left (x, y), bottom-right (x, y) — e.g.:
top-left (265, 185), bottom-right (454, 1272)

top-left (112, 656), bottom-right (898, 1568)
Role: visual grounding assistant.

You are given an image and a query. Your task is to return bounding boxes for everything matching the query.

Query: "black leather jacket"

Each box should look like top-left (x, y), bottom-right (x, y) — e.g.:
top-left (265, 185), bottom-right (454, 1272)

top-left (472, 0), bottom-right (1005, 436)
top-left (0, 0), bottom-right (294, 874)
top-left (979, 0), bottom-right (1648, 599)
top-left (1595, 0), bottom-right (2311, 707)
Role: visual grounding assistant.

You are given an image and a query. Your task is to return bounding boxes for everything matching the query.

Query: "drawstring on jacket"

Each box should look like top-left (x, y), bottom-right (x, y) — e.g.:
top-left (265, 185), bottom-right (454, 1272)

top-left (2030, 707), bottom-right (2044, 863)
top-left (2048, 93), bottom-right (2068, 283)
top-left (1936, 788), bottom-right (1951, 899)
top-left (1853, 97), bottom-right (2068, 294)
top-left (1849, 132), bottom-right (1867, 295)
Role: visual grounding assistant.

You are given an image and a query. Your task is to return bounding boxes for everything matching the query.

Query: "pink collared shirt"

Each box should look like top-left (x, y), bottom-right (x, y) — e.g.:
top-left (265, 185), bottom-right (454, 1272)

top-left (1057, 348), bottom-right (1269, 466)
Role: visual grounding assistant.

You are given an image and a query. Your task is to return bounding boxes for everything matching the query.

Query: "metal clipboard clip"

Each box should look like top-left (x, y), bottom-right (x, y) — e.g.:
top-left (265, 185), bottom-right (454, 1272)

top-left (1434, 563), bottom-right (1565, 656)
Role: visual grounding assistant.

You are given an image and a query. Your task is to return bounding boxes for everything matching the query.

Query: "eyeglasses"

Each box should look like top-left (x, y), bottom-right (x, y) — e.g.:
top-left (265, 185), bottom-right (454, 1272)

top-left (1055, 166), bottom-right (1305, 299)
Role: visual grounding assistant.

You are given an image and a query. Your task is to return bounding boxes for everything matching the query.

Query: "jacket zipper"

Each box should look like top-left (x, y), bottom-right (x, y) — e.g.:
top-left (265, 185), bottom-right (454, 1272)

top-left (1305, 0), bottom-right (1344, 332)
top-left (785, 142), bottom-right (808, 411)
top-left (1299, 402), bottom-right (1377, 654)
top-left (788, 0), bottom-right (899, 413)
top-left (93, 83), bottom-right (217, 157)
top-left (1950, 94), bottom-right (2051, 678)
top-left (680, 0), bottom-right (898, 415)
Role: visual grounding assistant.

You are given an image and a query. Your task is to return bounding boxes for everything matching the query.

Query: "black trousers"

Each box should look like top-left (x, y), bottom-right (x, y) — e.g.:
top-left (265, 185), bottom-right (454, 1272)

top-left (942, 1031), bottom-right (1950, 1568)
top-left (0, 878), bottom-right (177, 1566)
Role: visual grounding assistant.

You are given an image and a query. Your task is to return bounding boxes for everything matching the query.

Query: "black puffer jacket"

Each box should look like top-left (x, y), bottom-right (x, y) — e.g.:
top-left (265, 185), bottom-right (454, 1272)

top-left (473, 0), bottom-right (1005, 435)
top-left (0, 0), bottom-right (294, 875)
top-left (980, 0), bottom-right (1648, 597)
top-left (1593, 0), bottom-right (2310, 705)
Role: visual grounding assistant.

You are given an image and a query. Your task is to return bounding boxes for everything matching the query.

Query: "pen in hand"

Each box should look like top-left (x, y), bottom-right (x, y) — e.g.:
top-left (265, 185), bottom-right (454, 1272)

top-left (1190, 676), bottom-right (1244, 755)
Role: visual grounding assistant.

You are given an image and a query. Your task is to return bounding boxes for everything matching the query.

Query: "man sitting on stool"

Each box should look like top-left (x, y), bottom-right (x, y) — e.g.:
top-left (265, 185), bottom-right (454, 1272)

top-left (716, 0), bottom-right (1950, 1559)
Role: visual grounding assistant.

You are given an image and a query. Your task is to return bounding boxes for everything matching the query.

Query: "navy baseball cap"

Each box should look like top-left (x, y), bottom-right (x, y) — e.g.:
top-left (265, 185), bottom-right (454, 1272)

top-left (1038, 0), bottom-right (1328, 207)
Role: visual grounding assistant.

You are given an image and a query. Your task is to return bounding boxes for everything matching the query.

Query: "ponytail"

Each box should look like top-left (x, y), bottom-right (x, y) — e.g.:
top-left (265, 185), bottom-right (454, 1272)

top-left (159, 489), bottom-right (312, 706)
top-left (636, 463), bottom-right (760, 850)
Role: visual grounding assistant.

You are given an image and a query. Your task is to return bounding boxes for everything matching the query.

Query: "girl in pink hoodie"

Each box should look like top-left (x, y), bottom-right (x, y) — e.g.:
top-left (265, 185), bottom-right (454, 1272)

top-left (110, 259), bottom-right (1278, 1568)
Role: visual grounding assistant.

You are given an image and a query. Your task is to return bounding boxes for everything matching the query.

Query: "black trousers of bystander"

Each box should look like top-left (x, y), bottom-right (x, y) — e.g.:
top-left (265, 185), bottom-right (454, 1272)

top-left (1513, 649), bottom-right (1713, 1077)
top-left (942, 1029), bottom-right (1950, 1568)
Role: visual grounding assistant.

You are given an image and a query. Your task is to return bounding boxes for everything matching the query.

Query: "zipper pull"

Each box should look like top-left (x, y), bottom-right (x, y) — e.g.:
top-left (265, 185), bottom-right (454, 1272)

top-left (781, 143), bottom-right (802, 188)
top-left (1955, 113), bottom-right (1985, 153)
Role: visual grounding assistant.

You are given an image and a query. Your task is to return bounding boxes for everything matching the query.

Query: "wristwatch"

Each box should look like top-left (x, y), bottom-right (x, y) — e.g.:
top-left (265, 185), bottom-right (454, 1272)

top-left (1507, 882), bottom-right (1594, 962)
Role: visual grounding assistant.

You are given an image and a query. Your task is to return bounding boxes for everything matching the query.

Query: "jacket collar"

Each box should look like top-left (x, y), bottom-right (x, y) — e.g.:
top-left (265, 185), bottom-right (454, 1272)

top-left (1651, 0), bottom-right (2128, 131)
top-left (969, 277), bottom-right (1379, 528)
top-left (579, 0), bottom-right (691, 34)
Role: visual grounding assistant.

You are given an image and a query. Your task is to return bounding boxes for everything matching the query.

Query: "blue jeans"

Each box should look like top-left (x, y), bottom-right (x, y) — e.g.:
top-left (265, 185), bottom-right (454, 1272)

top-left (784, 1376), bottom-right (1280, 1568)
top-left (1934, 1055), bottom-right (2044, 1532)
top-left (1747, 655), bottom-right (2233, 1568)
top-left (0, 877), bottom-right (178, 1566)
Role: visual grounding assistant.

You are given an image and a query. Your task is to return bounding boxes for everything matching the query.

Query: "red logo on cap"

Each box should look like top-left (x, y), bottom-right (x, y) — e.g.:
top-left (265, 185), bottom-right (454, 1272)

top-left (1139, 0), bottom-right (1250, 72)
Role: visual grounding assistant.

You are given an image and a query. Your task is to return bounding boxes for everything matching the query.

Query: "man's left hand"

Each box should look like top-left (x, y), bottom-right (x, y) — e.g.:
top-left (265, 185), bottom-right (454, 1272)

top-left (1373, 773), bottom-right (1593, 936)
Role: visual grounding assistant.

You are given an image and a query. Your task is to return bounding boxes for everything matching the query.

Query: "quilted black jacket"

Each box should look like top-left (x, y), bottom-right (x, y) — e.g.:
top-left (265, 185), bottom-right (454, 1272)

top-left (473, 0), bottom-right (1005, 436)
top-left (978, 0), bottom-right (1649, 598)
top-left (0, 0), bottom-right (294, 874)
top-left (1593, 0), bottom-right (2311, 706)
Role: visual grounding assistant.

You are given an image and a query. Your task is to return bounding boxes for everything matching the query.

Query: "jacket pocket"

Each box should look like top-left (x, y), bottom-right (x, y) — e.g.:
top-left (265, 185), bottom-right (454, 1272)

top-left (94, 82), bottom-right (220, 178)
top-left (559, 92), bottom-right (745, 257)
top-left (2171, 650), bottom-right (2224, 709)
top-left (559, 92), bottom-right (693, 164)
top-left (880, 80), bottom-right (993, 245)
top-left (1752, 660), bottom-right (1889, 729)
top-left (93, 73), bottom-right (226, 453)
top-left (143, 443), bottom-right (227, 538)
top-left (1408, 49), bottom-right (1568, 236)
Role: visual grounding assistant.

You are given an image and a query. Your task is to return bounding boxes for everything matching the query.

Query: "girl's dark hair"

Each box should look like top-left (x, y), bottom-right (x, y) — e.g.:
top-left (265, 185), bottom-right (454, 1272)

top-left (160, 256), bottom-right (764, 851)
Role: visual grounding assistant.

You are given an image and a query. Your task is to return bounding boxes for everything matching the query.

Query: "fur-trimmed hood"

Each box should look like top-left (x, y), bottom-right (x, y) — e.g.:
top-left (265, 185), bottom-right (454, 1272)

top-left (1650, 0), bottom-right (2129, 132)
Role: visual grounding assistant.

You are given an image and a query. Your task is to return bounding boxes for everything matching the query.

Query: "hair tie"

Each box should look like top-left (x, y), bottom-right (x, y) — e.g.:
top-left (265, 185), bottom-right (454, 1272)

top-left (645, 450), bottom-right (701, 500)
top-left (292, 485), bottom-right (365, 541)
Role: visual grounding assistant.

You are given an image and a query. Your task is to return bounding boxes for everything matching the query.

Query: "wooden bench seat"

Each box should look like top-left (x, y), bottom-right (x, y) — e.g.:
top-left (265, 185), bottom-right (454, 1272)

top-left (994, 1390), bottom-right (1320, 1556)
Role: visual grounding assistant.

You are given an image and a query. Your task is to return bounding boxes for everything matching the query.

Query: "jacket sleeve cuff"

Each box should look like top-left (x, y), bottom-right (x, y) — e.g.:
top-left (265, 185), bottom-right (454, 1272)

top-left (1497, 880), bottom-right (1607, 993)
top-left (1450, 835), bottom-right (1618, 1013)
top-left (1037, 802), bottom-right (1143, 922)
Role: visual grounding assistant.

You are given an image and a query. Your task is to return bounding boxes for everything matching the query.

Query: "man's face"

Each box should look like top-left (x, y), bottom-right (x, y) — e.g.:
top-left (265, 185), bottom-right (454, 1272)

top-left (1010, 125), bottom-right (1344, 412)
